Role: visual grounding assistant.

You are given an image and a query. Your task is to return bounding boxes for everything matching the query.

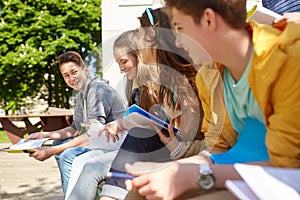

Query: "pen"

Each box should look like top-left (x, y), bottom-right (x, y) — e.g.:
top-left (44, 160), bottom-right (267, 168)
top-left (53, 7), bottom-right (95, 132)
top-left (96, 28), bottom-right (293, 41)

top-left (106, 172), bottom-right (135, 179)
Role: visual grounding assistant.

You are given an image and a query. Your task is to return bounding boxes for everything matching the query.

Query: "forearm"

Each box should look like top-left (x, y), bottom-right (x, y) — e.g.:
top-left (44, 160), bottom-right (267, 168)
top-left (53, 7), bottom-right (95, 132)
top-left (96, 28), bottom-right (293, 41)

top-left (51, 134), bottom-right (88, 155)
top-left (212, 160), bottom-right (271, 188)
top-left (47, 126), bottom-right (78, 140)
top-left (178, 153), bottom-right (272, 190)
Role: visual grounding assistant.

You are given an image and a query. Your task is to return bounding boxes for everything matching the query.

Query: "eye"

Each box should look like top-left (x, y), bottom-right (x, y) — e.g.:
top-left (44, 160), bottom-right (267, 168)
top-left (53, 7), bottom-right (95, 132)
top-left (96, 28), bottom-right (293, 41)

top-left (117, 59), bottom-right (127, 65)
top-left (175, 26), bottom-right (183, 32)
top-left (63, 74), bottom-right (69, 79)
top-left (72, 70), bottom-right (78, 75)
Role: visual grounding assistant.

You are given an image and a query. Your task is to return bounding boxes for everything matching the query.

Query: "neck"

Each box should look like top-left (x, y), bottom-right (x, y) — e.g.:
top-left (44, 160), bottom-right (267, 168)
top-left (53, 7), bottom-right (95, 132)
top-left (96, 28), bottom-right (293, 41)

top-left (79, 76), bottom-right (89, 94)
top-left (217, 29), bottom-right (253, 81)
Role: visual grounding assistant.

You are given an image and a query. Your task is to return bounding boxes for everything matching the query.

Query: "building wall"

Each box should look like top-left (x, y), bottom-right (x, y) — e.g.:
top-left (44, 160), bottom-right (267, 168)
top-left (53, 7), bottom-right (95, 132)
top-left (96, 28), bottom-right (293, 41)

top-left (101, 0), bottom-right (262, 102)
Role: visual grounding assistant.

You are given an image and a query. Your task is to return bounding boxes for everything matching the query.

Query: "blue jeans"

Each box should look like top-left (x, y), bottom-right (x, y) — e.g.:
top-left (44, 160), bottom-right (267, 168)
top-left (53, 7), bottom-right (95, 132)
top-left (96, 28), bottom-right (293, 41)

top-left (52, 139), bottom-right (91, 195)
top-left (65, 149), bottom-right (118, 200)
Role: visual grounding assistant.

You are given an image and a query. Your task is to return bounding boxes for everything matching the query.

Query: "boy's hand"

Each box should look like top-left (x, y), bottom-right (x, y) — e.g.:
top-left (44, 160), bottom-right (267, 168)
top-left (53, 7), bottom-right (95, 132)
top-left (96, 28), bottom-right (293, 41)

top-left (29, 146), bottom-right (54, 161)
top-left (25, 132), bottom-right (45, 142)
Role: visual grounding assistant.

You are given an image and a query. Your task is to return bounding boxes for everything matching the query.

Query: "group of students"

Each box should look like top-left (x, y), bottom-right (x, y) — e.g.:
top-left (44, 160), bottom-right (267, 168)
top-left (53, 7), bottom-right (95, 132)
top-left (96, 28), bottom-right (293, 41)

top-left (26, 0), bottom-right (300, 199)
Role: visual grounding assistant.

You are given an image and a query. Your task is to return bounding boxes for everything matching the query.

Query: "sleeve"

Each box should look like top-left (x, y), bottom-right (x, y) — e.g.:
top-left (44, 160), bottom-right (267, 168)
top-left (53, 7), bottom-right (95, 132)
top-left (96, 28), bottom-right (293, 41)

top-left (86, 82), bottom-right (126, 125)
top-left (196, 65), bottom-right (238, 152)
top-left (86, 83), bottom-right (110, 124)
top-left (70, 93), bottom-right (84, 131)
top-left (263, 58), bottom-right (300, 168)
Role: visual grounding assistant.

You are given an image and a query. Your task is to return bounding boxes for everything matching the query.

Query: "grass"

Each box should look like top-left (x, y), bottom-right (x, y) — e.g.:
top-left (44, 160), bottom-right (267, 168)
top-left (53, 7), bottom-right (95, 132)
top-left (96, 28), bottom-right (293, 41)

top-left (0, 129), bottom-right (11, 143)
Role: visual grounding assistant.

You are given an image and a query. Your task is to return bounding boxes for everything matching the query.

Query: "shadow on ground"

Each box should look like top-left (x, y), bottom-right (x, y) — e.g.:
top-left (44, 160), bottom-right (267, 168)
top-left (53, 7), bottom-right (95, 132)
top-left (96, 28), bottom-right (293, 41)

top-left (0, 143), bottom-right (64, 200)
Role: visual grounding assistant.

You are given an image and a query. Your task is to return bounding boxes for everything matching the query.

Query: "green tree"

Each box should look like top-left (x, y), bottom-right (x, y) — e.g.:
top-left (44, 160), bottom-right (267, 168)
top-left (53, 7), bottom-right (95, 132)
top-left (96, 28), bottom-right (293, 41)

top-left (0, 0), bottom-right (101, 113)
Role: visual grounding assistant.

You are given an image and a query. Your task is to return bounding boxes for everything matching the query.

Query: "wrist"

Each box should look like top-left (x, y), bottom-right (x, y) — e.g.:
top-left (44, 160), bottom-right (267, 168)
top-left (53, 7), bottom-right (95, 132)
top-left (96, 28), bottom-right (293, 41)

top-left (42, 132), bottom-right (51, 138)
top-left (176, 162), bottom-right (200, 191)
top-left (117, 118), bottom-right (124, 132)
top-left (170, 141), bottom-right (184, 159)
top-left (167, 137), bottom-right (179, 151)
top-left (196, 163), bottom-right (215, 190)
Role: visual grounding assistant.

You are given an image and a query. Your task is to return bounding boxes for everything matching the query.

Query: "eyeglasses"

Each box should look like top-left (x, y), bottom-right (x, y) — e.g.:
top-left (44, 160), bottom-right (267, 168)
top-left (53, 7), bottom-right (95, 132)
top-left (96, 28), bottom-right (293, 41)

top-left (145, 8), bottom-right (154, 26)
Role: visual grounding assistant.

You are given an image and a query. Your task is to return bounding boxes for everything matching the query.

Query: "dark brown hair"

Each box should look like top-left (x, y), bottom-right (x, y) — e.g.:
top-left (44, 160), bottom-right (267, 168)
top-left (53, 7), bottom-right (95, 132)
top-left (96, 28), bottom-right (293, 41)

top-left (165, 0), bottom-right (247, 29)
top-left (58, 51), bottom-right (85, 69)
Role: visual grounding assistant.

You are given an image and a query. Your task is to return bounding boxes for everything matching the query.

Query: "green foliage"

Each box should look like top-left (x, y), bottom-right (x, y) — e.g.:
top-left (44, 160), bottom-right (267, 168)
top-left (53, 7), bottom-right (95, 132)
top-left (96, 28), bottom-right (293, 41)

top-left (0, 130), bottom-right (10, 143)
top-left (0, 0), bottom-right (102, 112)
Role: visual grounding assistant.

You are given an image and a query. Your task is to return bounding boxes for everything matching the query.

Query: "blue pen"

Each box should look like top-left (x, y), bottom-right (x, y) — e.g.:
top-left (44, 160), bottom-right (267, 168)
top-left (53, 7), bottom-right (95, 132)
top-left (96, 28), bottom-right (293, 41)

top-left (106, 172), bottom-right (135, 179)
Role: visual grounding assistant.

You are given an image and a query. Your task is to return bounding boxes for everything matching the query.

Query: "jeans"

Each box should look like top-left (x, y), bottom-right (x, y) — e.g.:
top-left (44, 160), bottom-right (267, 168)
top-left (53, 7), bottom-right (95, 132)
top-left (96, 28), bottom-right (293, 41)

top-left (65, 149), bottom-right (118, 200)
top-left (52, 139), bottom-right (91, 195)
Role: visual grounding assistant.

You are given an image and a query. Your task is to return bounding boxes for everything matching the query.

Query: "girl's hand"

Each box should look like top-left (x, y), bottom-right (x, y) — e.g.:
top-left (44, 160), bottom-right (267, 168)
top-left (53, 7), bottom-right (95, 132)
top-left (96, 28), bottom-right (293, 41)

top-left (98, 119), bottom-right (123, 142)
top-left (150, 122), bottom-right (179, 152)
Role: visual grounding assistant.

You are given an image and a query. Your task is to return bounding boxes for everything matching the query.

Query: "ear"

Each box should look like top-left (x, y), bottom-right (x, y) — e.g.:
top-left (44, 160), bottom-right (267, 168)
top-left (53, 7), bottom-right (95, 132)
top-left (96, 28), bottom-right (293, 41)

top-left (202, 8), bottom-right (217, 31)
top-left (149, 28), bottom-right (156, 39)
top-left (84, 66), bottom-right (89, 74)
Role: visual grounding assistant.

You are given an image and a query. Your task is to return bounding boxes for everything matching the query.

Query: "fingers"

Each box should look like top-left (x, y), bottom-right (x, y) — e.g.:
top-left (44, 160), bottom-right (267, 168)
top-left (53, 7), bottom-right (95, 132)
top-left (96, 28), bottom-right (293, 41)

top-left (149, 122), bottom-right (168, 139)
top-left (272, 18), bottom-right (287, 30)
top-left (24, 133), bottom-right (38, 141)
top-left (105, 131), bottom-right (110, 142)
top-left (124, 171), bottom-right (158, 199)
top-left (125, 179), bottom-right (134, 191)
top-left (167, 123), bottom-right (175, 138)
top-left (98, 126), bottom-right (106, 137)
top-left (127, 175), bottom-right (150, 192)
top-left (156, 128), bottom-right (168, 142)
top-left (104, 131), bottom-right (120, 143)
top-left (110, 134), bottom-right (119, 143)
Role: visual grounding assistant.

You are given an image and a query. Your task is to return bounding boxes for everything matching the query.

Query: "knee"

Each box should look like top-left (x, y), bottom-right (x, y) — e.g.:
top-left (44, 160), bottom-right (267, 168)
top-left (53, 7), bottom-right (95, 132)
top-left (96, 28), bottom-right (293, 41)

top-left (59, 148), bottom-right (76, 166)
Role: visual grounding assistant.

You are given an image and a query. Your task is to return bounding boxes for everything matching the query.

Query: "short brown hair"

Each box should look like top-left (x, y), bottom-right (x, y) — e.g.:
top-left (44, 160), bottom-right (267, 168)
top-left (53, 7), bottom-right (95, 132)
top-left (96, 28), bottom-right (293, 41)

top-left (165, 0), bottom-right (247, 29)
top-left (58, 51), bottom-right (85, 69)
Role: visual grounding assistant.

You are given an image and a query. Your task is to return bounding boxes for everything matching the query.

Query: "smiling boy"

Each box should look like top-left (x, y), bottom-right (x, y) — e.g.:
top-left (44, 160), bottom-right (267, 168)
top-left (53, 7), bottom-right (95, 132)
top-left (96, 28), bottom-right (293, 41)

top-left (26, 51), bottom-right (126, 195)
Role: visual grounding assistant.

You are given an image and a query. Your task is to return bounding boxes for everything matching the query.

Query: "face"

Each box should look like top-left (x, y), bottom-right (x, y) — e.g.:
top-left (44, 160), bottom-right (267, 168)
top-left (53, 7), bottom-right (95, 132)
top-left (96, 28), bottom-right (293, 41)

top-left (172, 8), bottom-right (212, 65)
top-left (115, 50), bottom-right (138, 80)
top-left (60, 62), bottom-right (88, 92)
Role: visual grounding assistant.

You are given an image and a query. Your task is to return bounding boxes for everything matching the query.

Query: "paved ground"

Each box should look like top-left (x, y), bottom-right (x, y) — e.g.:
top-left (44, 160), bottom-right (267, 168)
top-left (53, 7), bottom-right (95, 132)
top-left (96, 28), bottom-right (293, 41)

top-left (0, 143), bottom-right (64, 200)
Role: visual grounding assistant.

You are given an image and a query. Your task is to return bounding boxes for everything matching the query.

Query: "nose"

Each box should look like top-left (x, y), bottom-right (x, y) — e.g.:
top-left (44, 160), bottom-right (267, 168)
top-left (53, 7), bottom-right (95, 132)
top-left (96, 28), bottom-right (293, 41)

top-left (119, 64), bottom-right (126, 72)
top-left (69, 74), bottom-right (76, 83)
top-left (175, 33), bottom-right (184, 48)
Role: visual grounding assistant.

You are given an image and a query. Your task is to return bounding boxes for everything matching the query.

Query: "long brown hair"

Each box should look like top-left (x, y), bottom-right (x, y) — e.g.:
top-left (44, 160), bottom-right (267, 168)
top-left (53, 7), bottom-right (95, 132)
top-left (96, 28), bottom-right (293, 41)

top-left (138, 7), bottom-right (204, 140)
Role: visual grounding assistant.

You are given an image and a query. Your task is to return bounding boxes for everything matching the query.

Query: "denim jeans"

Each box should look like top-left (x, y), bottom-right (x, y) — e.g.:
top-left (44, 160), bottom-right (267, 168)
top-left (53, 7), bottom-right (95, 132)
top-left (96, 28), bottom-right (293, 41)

top-left (65, 149), bottom-right (118, 200)
top-left (52, 139), bottom-right (91, 195)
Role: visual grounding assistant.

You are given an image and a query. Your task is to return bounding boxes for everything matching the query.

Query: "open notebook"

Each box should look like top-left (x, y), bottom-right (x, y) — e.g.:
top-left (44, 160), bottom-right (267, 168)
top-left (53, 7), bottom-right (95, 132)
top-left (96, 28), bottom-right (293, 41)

top-left (122, 105), bottom-right (180, 134)
top-left (225, 164), bottom-right (300, 200)
top-left (6, 138), bottom-right (50, 153)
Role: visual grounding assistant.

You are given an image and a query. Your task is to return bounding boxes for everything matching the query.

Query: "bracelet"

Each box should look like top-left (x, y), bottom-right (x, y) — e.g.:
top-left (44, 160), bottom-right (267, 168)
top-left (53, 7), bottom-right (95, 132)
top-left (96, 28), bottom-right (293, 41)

top-left (170, 141), bottom-right (185, 159)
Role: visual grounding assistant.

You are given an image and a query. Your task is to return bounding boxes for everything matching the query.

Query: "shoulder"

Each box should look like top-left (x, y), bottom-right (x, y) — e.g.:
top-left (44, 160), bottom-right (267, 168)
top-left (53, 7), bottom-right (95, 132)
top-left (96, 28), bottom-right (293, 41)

top-left (252, 21), bottom-right (300, 58)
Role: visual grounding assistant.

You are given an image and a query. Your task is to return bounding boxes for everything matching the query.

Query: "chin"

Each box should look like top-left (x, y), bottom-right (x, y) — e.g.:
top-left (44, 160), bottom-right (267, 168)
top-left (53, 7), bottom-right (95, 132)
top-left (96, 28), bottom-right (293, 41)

top-left (127, 76), bottom-right (134, 80)
top-left (126, 74), bottom-right (134, 80)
